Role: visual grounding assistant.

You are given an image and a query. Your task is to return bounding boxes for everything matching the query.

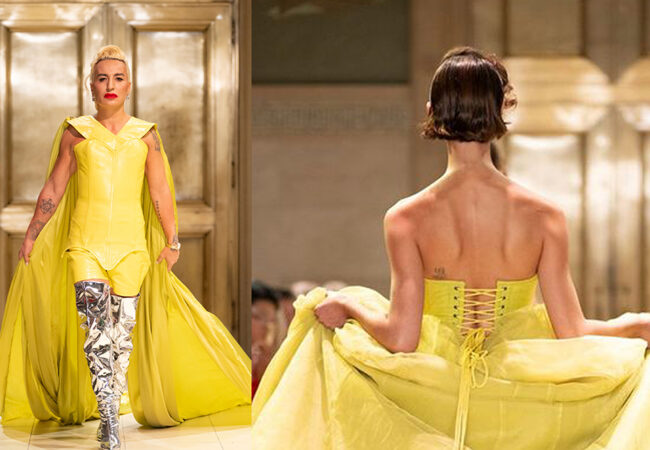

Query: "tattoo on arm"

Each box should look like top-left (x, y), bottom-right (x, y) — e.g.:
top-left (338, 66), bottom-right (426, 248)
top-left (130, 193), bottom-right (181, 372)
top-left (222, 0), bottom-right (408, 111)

top-left (154, 198), bottom-right (177, 248)
top-left (39, 198), bottom-right (55, 214)
top-left (28, 220), bottom-right (46, 241)
top-left (152, 130), bottom-right (161, 152)
top-left (155, 200), bottom-right (163, 223)
top-left (433, 266), bottom-right (446, 280)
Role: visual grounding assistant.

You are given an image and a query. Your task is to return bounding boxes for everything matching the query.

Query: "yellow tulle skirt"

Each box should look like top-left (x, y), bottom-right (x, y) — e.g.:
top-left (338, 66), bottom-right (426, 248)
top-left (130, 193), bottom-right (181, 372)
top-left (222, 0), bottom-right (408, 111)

top-left (253, 286), bottom-right (650, 449)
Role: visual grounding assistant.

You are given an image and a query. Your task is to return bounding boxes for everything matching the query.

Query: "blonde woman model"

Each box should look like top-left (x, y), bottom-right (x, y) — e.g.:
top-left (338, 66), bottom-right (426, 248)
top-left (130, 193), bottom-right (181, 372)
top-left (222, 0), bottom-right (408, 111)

top-left (0, 45), bottom-right (251, 449)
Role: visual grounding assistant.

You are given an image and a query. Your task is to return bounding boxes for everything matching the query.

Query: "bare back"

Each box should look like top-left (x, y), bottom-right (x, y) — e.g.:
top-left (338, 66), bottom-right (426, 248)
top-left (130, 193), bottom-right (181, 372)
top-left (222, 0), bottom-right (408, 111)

top-left (400, 167), bottom-right (554, 288)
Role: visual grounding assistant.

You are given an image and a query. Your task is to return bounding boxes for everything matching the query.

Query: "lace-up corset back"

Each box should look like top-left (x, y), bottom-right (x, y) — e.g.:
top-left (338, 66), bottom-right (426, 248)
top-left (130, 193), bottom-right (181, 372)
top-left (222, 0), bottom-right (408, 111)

top-left (422, 273), bottom-right (540, 449)
top-left (423, 274), bottom-right (539, 334)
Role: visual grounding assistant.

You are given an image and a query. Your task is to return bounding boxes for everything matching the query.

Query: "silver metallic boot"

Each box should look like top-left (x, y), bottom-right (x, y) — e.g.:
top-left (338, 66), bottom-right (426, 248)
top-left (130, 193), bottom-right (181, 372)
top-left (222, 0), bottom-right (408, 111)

top-left (75, 280), bottom-right (121, 450)
top-left (110, 291), bottom-right (140, 398)
top-left (97, 291), bottom-right (140, 443)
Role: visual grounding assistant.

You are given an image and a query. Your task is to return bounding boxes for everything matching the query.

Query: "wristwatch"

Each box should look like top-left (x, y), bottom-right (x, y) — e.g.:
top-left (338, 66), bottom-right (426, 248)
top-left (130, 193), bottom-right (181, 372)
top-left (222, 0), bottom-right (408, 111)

top-left (166, 241), bottom-right (181, 251)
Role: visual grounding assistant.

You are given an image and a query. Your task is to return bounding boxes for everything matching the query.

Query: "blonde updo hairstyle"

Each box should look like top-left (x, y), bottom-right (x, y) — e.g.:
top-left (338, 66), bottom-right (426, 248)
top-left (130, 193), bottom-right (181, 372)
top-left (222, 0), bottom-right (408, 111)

top-left (83, 45), bottom-right (131, 99)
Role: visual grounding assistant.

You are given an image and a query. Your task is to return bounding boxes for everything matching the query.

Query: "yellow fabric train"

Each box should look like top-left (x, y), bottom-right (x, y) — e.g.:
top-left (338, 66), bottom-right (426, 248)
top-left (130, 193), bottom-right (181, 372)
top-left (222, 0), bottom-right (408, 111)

top-left (0, 116), bottom-right (251, 427)
top-left (253, 275), bottom-right (650, 449)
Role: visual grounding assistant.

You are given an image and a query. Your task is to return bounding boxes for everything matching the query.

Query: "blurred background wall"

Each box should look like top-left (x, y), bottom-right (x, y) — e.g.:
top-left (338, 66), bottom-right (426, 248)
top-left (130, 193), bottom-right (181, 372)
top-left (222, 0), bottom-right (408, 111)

top-left (252, 0), bottom-right (650, 320)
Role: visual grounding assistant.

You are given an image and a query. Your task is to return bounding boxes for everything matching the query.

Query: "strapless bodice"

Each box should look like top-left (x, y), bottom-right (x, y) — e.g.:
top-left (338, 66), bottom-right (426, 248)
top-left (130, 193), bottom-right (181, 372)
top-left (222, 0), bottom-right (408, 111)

top-left (60, 114), bottom-right (157, 269)
top-left (423, 273), bottom-right (539, 334)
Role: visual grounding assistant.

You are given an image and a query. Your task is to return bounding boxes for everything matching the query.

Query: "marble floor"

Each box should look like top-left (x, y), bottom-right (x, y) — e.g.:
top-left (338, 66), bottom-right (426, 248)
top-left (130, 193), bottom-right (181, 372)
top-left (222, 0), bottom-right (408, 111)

top-left (0, 405), bottom-right (251, 449)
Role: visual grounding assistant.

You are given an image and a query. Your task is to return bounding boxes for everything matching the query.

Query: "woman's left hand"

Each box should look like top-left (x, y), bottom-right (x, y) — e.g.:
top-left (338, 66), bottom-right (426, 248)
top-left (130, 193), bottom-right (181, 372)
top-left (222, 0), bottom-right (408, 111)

top-left (314, 293), bottom-right (350, 329)
top-left (156, 246), bottom-right (179, 272)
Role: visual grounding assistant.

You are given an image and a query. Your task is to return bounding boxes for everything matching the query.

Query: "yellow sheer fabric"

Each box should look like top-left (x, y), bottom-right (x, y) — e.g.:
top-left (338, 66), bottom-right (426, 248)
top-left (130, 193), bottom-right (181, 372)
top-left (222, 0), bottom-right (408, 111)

top-left (253, 276), bottom-right (650, 449)
top-left (0, 116), bottom-right (251, 426)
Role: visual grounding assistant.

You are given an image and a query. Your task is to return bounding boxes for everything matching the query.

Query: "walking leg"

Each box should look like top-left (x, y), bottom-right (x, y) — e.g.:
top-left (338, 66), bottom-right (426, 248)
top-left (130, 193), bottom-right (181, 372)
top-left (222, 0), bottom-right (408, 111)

top-left (109, 291), bottom-right (140, 403)
top-left (75, 280), bottom-right (121, 449)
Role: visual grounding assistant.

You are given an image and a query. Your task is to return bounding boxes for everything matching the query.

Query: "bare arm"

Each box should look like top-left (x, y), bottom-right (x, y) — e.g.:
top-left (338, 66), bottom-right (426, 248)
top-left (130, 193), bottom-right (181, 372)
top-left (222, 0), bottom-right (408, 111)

top-left (316, 204), bottom-right (425, 353)
top-left (143, 128), bottom-right (180, 271)
top-left (538, 207), bottom-right (644, 339)
top-left (19, 127), bottom-right (77, 262)
top-left (143, 128), bottom-right (177, 246)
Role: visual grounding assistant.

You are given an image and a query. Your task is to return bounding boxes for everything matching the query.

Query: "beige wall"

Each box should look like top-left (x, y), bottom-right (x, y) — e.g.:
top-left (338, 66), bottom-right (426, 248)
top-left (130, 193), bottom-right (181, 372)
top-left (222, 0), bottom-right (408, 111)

top-left (251, 1), bottom-right (475, 294)
top-left (252, 85), bottom-right (410, 293)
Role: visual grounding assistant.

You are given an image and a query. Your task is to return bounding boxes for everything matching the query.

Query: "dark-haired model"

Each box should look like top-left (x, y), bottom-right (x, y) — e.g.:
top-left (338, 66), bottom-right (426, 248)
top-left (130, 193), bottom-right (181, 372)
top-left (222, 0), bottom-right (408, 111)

top-left (252, 47), bottom-right (650, 450)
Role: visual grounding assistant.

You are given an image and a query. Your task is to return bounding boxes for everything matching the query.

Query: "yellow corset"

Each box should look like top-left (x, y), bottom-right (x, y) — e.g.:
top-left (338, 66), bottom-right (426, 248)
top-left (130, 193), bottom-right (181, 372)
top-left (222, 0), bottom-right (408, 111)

top-left (61, 115), bottom-right (156, 269)
top-left (423, 273), bottom-right (539, 449)
top-left (423, 273), bottom-right (539, 333)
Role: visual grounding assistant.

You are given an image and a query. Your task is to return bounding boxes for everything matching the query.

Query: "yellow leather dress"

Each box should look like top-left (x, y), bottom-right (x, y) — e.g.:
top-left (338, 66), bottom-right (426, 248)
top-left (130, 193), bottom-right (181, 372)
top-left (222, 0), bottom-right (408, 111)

top-left (253, 276), bottom-right (650, 449)
top-left (0, 116), bottom-right (251, 427)
top-left (62, 115), bottom-right (150, 269)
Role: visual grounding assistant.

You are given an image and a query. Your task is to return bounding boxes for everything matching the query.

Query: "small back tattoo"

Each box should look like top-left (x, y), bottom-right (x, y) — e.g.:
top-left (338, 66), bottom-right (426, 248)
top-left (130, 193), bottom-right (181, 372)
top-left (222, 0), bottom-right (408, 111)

top-left (433, 267), bottom-right (446, 279)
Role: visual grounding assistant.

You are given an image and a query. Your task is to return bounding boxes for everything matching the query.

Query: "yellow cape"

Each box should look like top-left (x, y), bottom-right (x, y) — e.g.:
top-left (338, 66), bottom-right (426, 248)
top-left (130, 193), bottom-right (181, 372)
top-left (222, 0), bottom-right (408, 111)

top-left (0, 116), bottom-right (251, 426)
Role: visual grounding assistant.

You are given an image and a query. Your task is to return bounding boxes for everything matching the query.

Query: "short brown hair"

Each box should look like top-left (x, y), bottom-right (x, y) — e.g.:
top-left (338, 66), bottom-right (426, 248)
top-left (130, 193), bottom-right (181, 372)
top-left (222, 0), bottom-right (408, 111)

top-left (420, 46), bottom-right (517, 143)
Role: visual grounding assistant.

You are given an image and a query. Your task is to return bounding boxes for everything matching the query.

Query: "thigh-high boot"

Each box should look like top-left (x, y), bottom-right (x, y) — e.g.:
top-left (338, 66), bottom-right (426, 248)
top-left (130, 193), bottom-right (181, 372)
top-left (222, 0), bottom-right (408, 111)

top-left (96, 291), bottom-right (140, 443)
top-left (74, 280), bottom-right (121, 449)
top-left (110, 292), bottom-right (139, 406)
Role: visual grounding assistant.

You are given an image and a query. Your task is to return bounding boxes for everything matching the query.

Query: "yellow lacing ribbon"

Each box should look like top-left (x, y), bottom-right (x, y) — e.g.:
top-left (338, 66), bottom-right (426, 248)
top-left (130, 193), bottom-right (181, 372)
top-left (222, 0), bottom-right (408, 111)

top-left (453, 287), bottom-right (498, 450)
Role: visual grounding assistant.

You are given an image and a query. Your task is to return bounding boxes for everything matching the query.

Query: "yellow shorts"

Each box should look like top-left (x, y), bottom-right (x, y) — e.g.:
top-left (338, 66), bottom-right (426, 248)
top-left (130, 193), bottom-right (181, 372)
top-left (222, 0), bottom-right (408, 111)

top-left (66, 248), bottom-right (151, 296)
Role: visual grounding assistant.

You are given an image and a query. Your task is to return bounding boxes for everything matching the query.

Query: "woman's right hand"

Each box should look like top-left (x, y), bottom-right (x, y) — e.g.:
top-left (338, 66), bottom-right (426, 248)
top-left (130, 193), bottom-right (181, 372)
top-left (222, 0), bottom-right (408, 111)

top-left (18, 238), bottom-right (34, 264)
top-left (314, 293), bottom-right (351, 329)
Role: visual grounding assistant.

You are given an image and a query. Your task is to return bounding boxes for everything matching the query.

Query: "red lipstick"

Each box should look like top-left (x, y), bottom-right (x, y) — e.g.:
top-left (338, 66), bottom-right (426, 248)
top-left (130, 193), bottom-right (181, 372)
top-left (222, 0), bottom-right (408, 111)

top-left (104, 93), bottom-right (117, 98)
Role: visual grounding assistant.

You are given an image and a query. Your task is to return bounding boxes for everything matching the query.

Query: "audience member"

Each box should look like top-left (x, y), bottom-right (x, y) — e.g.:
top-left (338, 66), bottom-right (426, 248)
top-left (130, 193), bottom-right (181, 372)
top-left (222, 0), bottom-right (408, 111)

top-left (274, 287), bottom-right (296, 344)
top-left (252, 280), bottom-right (279, 397)
top-left (252, 278), bottom-right (350, 397)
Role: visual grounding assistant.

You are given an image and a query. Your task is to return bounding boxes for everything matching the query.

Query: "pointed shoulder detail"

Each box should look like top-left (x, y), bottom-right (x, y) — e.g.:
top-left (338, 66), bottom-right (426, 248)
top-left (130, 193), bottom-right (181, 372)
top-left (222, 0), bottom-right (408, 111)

top-left (65, 115), bottom-right (94, 139)
top-left (128, 116), bottom-right (158, 139)
top-left (65, 115), bottom-right (93, 128)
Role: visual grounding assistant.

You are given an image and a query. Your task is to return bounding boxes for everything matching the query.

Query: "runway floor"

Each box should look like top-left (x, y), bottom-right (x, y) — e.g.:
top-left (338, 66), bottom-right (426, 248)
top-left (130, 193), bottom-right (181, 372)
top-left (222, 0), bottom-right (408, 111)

top-left (0, 405), bottom-right (251, 449)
